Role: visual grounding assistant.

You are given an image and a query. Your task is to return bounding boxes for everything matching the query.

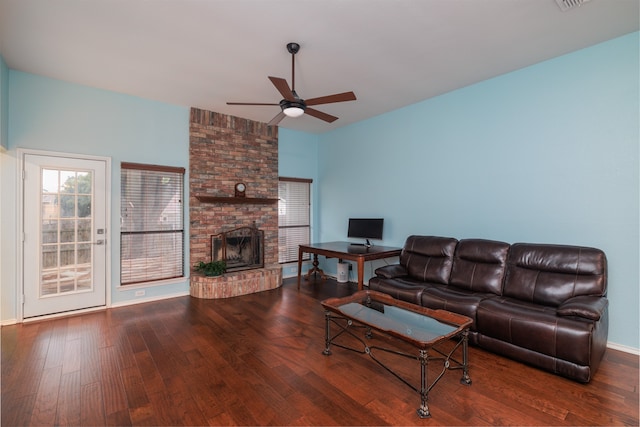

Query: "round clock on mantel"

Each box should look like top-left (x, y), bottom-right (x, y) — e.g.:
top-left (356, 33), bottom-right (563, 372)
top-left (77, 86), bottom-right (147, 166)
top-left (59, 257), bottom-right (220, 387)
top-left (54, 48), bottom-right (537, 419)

top-left (234, 182), bottom-right (246, 197)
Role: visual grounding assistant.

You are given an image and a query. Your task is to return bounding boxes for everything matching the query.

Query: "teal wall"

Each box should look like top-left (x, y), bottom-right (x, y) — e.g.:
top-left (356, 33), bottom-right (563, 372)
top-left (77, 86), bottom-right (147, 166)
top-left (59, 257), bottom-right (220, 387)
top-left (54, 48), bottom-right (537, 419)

top-left (314, 32), bottom-right (639, 349)
top-left (0, 55), bottom-right (7, 150)
top-left (1, 71), bottom-right (191, 320)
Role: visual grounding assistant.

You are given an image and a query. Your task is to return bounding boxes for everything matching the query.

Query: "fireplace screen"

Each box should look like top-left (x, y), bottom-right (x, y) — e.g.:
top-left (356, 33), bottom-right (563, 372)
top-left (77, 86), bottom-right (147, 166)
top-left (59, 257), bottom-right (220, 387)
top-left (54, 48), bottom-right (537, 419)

top-left (211, 226), bottom-right (264, 272)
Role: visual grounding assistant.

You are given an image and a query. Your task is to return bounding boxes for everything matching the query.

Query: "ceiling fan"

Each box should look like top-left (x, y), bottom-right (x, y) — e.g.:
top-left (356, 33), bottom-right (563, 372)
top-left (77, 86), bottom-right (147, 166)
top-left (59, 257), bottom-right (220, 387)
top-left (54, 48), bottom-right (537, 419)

top-left (227, 42), bottom-right (357, 126)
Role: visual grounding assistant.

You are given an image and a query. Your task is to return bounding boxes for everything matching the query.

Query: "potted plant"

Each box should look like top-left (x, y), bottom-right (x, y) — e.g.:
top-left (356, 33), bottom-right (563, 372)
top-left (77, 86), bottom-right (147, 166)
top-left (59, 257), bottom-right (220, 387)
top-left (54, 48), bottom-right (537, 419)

top-left (194, 260), bottom-right (227, 277)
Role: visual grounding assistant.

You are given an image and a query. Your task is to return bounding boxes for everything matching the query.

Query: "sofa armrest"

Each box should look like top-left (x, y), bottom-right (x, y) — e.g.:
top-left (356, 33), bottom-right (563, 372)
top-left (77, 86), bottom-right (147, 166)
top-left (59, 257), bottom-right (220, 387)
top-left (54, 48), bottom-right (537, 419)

top-left (557, 296), bottom-right (608, 321)
top-left (374, 264), bottom-right (408, 279)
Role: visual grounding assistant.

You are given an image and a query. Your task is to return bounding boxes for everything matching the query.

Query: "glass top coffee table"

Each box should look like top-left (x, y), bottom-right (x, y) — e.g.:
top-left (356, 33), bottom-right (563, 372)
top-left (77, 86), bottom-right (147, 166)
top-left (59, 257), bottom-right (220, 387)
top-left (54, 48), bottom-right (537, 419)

top-left (321, 290), bottom-right (473, 418)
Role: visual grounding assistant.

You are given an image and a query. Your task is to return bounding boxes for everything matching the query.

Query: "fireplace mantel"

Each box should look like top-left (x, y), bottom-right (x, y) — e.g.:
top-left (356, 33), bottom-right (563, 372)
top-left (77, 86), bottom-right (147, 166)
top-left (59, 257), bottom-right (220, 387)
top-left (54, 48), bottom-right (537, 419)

top-left (195, 195), bottom-right (278, 204)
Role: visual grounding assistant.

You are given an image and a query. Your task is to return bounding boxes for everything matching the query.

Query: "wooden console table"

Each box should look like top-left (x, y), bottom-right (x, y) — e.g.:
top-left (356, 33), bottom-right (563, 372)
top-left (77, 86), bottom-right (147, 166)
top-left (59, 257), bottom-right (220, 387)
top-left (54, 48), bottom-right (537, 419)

top-left (297, 241), bottom-right (402, 291)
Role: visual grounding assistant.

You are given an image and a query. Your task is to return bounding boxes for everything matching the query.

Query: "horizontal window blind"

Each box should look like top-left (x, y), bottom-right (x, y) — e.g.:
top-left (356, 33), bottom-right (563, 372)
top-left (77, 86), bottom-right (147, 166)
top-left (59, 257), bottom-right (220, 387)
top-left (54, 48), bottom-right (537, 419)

top-left (121, 163), bottom-right (185, 285)
top-left (278, 177), bottom-right (311, 263)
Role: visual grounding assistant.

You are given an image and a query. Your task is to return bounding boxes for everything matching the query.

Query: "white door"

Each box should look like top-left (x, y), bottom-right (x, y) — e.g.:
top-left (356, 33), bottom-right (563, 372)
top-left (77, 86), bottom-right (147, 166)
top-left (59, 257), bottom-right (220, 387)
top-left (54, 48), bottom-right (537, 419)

top-left (22, 153), bottom-right (107, 318)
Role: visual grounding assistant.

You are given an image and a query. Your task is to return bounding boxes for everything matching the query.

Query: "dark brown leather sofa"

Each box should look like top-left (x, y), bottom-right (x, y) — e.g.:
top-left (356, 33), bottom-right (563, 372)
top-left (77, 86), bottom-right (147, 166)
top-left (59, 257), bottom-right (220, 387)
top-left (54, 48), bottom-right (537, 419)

top-left (369, 235), bottom-right (608, 383)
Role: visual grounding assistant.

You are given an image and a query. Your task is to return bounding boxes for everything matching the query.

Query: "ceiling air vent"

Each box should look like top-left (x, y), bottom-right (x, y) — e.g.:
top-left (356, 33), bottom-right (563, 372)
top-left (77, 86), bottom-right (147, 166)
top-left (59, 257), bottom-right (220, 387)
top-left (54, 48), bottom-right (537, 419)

top-left (555, 0), bottom-right (591, 11)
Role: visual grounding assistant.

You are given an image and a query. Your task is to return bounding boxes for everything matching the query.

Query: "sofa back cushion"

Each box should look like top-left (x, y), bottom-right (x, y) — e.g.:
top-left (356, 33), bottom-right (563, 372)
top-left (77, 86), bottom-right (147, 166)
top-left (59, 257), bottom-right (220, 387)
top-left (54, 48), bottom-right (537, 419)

top-left (400, 236), bottom-right (458, 284)
top-left (449, 239), bottom-right (510, 295)
top-left (503, 243), bottom-right (607, 307)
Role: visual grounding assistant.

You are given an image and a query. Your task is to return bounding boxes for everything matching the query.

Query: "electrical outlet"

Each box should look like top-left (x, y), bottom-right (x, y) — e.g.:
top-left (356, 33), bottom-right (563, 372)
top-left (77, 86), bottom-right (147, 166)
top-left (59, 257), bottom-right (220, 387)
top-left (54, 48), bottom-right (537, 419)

top-left (135, 290), bottom-right (145, 297)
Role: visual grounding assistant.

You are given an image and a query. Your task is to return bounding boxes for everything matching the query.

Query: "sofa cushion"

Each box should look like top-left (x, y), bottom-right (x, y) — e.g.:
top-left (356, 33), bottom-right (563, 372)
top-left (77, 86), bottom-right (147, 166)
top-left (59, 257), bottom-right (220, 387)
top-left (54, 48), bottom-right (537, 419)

top-left (420, 286), bottom-right (492, 330)
top-left (449, 238), bottom-right (510, 295)
top-left (400, 235), bottom-right (458, 284)
top-left (374, 264), bottom-right (408, 279)
top-left (477, 297), bottom-right (599, 366)
top-left (368, 277), bottom-right (427, 305)
top-left (503, 243), bottom-right (607, 307)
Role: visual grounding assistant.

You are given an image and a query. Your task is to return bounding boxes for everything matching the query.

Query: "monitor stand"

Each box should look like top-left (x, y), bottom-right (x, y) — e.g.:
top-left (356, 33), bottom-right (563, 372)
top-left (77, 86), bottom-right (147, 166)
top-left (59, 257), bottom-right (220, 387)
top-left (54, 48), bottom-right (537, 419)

top-left (350, 239), bottom-right (372, 248)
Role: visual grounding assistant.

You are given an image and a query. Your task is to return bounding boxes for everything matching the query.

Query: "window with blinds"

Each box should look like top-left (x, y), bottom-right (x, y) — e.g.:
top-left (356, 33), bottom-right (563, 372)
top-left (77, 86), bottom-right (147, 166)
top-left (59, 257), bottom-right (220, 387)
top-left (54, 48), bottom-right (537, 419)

top-left (278, 177), bottom-right (311, 263)
top-left (120, 162), bottom-right (185, 285)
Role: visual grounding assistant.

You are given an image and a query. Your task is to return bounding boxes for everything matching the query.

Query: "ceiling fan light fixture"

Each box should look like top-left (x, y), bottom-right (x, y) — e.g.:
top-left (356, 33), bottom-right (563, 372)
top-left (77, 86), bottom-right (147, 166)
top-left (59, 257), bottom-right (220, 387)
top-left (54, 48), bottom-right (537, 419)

top-left (280, 99), bottom-right (306, 118)
top-left (283, 107), bottom-right (305, 118)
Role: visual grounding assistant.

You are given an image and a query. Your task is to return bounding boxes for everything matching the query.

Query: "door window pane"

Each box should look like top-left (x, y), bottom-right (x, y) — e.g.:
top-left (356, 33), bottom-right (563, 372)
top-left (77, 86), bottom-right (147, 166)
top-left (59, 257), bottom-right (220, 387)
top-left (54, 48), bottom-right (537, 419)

top-left (60, 219), bottom-right (76, 243)
top-left (77, 243), bottom-right (91, 264)
top-left (78, 219), bottom-right (91, 242)
top-left (42, 220), bottom-right (58, 244)
top-left (42, 245), bottom-right (58, 269)
top-left (40, 168), bottom-right (94, 297)
top-left (60, 195), bottom-right (75, 217)
top-left (77, 195), bottom-right (91, 217)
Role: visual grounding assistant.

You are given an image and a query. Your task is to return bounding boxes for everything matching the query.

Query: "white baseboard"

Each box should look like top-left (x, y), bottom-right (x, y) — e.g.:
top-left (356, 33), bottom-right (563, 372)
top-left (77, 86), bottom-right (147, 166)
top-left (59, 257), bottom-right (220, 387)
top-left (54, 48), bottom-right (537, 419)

top-left (22, 306), bottom-right (107, 324)
top-left (607, 341), bottom-right (640, 355)
top-left (1, 319), bottom-right (17, 326)
top-left (110, 290), bottom-right (190, 308)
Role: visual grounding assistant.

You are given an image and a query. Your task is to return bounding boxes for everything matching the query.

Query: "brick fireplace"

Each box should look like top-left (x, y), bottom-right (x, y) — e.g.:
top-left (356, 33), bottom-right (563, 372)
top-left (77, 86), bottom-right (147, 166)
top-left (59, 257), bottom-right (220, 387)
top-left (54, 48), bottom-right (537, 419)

top-left (189, 108), bottom-right (282, 298)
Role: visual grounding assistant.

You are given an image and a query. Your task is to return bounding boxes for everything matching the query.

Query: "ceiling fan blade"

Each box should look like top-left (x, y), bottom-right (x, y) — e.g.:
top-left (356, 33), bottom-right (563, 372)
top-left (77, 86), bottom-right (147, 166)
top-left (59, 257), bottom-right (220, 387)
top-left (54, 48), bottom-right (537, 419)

top-left (305, 91), bottom-right (357, 107)
top-left (268, 76), bottom-right (296, 101)
top-left (268, 111), bottom-right (286, 126)
top-left (226, 102), bottom-right (279, 106)
top-left (305, 108), bottom-right (338, 123)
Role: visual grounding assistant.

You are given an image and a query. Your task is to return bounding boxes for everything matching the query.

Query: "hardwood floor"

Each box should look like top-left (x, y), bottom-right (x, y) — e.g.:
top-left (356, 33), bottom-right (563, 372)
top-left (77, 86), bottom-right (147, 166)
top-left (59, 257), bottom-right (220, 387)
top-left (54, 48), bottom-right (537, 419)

top-left (2, 277), bottom-right (638, 426)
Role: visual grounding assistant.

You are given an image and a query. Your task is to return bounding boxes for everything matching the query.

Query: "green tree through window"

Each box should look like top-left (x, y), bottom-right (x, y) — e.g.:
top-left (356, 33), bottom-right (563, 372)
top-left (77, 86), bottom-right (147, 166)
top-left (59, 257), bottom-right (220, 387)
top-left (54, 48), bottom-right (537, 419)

top-left (59, 172), bottom-right (92, 218)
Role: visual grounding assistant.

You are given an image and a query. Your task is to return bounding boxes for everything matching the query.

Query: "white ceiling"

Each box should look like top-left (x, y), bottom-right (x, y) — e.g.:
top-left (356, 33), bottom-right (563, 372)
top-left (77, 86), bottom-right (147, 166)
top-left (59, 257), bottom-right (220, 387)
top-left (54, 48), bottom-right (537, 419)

top-left (1, 0), bottom-right (638, 134)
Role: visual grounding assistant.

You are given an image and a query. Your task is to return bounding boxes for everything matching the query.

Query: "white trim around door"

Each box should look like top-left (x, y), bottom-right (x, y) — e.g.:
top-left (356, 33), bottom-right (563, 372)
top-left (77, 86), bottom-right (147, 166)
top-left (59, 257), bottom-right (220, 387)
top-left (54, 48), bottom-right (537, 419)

top-left (17, 149), bottom-right (112, 321)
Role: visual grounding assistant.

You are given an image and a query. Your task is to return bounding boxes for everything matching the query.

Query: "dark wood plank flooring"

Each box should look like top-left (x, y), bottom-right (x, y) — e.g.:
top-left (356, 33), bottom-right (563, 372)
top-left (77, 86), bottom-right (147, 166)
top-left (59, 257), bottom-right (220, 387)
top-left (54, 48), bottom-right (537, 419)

top-left (2, 277), bottom-right (638, 426)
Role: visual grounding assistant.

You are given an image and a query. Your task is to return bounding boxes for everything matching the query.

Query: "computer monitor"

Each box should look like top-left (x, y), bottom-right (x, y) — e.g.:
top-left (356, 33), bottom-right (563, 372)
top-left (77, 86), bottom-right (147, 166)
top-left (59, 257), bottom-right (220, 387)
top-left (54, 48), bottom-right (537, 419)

top-left (347, 218), bottom-right (384, 247)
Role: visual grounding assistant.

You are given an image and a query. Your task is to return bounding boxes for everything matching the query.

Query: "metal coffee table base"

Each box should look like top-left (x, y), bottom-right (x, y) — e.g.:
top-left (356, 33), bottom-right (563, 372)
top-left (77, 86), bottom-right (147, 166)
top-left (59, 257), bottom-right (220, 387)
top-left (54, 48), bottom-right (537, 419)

top-left (322, 311), bottom-right (472, 418)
